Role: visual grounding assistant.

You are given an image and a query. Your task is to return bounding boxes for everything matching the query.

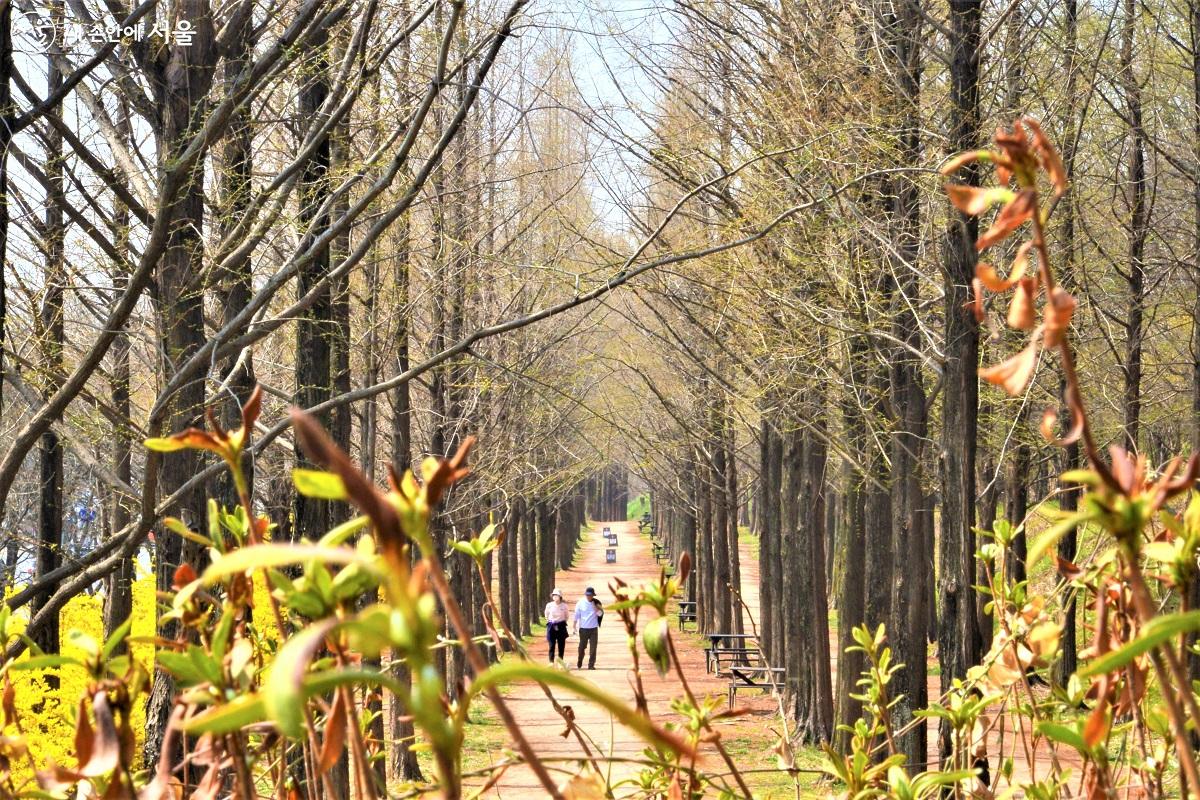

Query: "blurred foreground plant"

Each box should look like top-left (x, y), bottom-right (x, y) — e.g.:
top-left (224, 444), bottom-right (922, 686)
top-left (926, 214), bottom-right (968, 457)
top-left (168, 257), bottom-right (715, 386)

top-left (0, 387), bottom-right (763, 800)
top-left (828, 117), bottom-right (1200, 798)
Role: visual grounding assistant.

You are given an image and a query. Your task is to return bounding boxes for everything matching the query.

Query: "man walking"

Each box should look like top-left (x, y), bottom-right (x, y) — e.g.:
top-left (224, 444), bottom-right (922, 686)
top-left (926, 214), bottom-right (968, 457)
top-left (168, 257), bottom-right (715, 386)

top-left (572, 586), bottom-right (604, 669)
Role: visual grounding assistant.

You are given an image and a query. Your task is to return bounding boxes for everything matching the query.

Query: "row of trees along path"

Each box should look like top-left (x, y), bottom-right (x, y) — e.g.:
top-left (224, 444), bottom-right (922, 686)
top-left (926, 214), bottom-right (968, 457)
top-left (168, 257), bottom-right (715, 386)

top-left (475, 518), bottom-right (778, 796)
top-left (476, 503), bottom-right (1079, 796)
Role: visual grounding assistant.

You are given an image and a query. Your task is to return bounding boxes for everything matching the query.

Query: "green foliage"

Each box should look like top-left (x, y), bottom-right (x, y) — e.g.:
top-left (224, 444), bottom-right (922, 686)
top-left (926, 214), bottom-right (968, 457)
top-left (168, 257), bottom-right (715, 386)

top-left (627, 493), bottom-right (650, 520)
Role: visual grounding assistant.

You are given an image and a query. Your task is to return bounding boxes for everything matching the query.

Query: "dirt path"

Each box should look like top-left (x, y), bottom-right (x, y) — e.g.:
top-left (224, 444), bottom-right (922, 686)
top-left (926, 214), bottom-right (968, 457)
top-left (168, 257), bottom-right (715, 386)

top-left (470, 523), bottom-right (1085, 797)
top-left (475, 521), bottom-right (780, 797)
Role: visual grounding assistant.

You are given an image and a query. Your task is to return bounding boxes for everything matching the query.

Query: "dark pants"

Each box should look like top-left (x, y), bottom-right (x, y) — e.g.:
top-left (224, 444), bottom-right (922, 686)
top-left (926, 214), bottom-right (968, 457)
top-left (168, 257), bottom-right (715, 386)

top-left (577, 626), bottom-right (599, 668)
top-left (547, 622), bottom-right (567, 662)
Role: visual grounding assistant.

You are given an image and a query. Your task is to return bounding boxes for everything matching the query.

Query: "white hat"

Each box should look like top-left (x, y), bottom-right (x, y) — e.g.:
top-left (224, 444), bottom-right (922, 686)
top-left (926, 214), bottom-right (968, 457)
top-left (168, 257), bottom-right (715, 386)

top-left (551, 587), bottom-right (563, 597)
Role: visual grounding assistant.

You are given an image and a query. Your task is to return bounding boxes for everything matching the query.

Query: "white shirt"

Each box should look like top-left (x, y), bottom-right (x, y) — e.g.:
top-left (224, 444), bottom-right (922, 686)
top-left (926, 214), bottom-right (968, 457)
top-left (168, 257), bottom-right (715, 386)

top-left (545, 600), bottom-right (569, 624)
top-left (574, 597), bottom-right (602, 629)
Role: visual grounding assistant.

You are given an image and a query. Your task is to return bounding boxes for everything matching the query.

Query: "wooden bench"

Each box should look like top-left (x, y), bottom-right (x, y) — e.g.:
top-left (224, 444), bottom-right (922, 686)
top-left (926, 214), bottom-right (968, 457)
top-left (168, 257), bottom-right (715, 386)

top-left (704, 633), bottom-right (759, 674)
top-left (708, 648), bottom-right (762, 675)
top-left (678, 601), bottom-right (696, 631)
top-left (727, 667), bottom-right (785, 710)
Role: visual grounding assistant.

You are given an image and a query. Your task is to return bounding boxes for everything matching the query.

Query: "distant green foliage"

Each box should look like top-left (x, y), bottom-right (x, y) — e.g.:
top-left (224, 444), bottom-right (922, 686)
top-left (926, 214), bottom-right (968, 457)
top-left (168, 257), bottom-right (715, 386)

top-left (627, 493), bottom-right (649, 520)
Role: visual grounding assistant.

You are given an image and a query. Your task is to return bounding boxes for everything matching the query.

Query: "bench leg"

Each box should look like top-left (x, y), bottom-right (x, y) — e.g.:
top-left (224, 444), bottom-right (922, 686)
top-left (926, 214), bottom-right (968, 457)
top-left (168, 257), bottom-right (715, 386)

top-left (728, 685), bottom-right (734, 711)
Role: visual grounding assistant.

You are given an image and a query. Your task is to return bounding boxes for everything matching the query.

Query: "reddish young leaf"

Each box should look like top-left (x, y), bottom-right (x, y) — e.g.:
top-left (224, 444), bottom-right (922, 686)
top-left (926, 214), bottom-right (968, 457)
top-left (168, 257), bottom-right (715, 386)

top-left (2, 677), bottom-right (15, 728)
top-left (424, 436), bottom-right (476, 507)
top-left (677, 552), bottom-right (691, 585)
top-left (1039, 406), bottom-right (1082, 446)
top-left (80, 693), bottom-right (120, 777)
top-left (976, 190), bottom-right (1035, 252)
top-left (317, 689), bottom-right (348, 776)
top-left (1083, 700), bottom-right (1109, 748)
top-left (1007, 277), bottom-right (1037, 331)
top-left (290, 407), bottom-right (401, 547)
top-left (172, 563), bottom-right (197, 590)
top-left (1043, 287), bottom-right (1077, 347)
top-left (945, 184), bottom-right (1012, 215)
top-left (969, 278), bottom-right (985, 323)
top-left (1055, 554), bottom-right (1085, 581)
top-left (976, 242), bottom-right (1032, 291)
top-left (144, 429), bottom-right (223, 454)
top-left (979, 338), bottom-right (1038, 396)
top-left (73, 696), bottom-right (94, 770)
top-left (939, 149), bottom-right (997, 176)
top-left (241, 385), bottom-right (263, 434)
top-left (1024, 117), bottom-right (1068, 196)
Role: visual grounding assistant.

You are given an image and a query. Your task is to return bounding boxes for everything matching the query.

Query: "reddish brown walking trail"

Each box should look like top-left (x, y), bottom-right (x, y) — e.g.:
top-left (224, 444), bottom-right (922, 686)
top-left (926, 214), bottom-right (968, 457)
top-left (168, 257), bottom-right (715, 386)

top-left (471, 520), bottom-right (1079, 797)
top-left (475, 520), bottom-right (777, 796)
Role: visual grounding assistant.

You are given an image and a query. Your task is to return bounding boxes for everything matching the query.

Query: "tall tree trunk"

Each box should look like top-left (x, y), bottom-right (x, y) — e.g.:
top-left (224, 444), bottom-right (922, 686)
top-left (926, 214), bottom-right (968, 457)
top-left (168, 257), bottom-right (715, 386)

top-left (32, 0), bottom-right (65, 669)
top-left (724, 418), bottom-right (744, 636)
top-left (939, 0), bottom-right (984, 766)
top-left (780, 425), bottom-right (803, 700)
top-left (0, 0), bottom-right (8, 472)
top-left (103, 106), bottom-right (133, 650)
top-left (145, 0), bottom-right (217, 766)
top-left (1187, 0), bottom-right (1200, 692)
top-left (880, 0), bottom-right (927, 765)
top-left (696, 449), bottom-right (714, 631)
top-left (1055, 0), bottom-right (1082, 686)
top-left (710, 421), bottom-right (732, 635)
top-left (213, 10), bottom-right (256, 501)
top-left (834, 455), bottom-right (866, 755)
top-left (1121, 0), bottom-right (1147, 454)
top-left (1003, 425), bottom-right (1030, 583)
top-left (794, 404), bottom-right (833, 744)
top-left (293, 20), bottom-right (334, 547)
top-left (759, 417), bottom-right (782, 665)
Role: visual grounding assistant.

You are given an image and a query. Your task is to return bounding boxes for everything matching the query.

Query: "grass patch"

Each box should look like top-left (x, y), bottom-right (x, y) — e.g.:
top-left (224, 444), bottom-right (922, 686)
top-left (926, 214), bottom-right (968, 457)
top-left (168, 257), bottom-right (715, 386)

top-left (721, 729), bottom-right (827, 798)
top-left (627, 494), bottom-right (650, 520)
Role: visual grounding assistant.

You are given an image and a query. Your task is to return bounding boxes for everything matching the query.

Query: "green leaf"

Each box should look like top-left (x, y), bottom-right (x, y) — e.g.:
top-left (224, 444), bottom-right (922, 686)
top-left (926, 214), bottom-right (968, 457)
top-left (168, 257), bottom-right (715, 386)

top-left (144, 437), bottom-right (189, 452)
top-left (67, 629), bottom-right (100, 659)
top-left (1143, 541), bottom-right (1179, 564)
top-left (265, 619), bottom-right (339, 738)
top-left (157, 651), bottom-right (210, 686)
top-left (1060, 469), bottom-right (1102, 486)
top-left (163, 517), bottom-right (212, 548)
top-left (181, 669), bottom-right (405, 736)
top-left (305, 668), bottom-right (407, 699)
top-left (292, 469), bottom-right (348, 500)
top-left (211, 609), bottom-right (236, 663)
top-left (180, 693), bottom-right (267, 735)
top-left (468, 661), bottom-right (694, 757)
top-left (1028, 511), bottom-right (1093, 567)
top-left (319, 516), bottom-right (368, 547)
top-left (1036, 722), bottom-right (1086, 752)
top-left (102, 616), bottom-right (133, 660)
top-left (450, 541), bottom-right (478, 558)
top-left (202, 544), bottom-right (373, 585)
top-left (1079, 610), bottom-right (1200, 678)
top-left (642, 616), bottom-right (670, 678)
top-left (9, 655), bottom-right (84, 672)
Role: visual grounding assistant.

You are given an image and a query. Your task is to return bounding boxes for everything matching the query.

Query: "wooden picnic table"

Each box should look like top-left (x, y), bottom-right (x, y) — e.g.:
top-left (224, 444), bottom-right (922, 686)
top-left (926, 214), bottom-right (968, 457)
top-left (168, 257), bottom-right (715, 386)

top-left (705, 633), bottom-right (755, 646)
top-left (677, 600), bottom-right (697, 631)
top-left (727, 666), bottom-right (785, 709)
top-left (704, 633), bottom-right (760, 674)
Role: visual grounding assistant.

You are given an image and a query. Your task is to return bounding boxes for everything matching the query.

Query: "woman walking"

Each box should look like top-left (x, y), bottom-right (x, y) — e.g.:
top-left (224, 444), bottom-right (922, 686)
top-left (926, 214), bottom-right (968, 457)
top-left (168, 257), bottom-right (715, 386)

top-left (545, 588), bottom-right (569, 663)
